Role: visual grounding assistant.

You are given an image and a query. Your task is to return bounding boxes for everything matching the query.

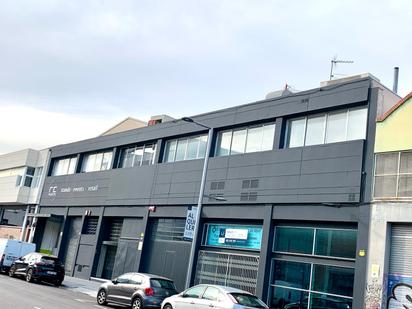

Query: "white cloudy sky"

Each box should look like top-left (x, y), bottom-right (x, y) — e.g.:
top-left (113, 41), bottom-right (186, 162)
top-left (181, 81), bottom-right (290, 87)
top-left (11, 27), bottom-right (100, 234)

top-left (1, 0), bottom-right (411, 154)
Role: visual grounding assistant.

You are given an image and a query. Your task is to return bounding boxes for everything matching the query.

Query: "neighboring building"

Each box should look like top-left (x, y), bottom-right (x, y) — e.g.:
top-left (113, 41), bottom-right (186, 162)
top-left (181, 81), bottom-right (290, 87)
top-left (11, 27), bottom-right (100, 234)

top-left (0, 148), bottom-right (49, 241)
top-left (100, 117), bottom-right (147, 136)
top-left (34, 74), bottom-right (399, 308)
top-left (366, 92), bottom-right (412, 309)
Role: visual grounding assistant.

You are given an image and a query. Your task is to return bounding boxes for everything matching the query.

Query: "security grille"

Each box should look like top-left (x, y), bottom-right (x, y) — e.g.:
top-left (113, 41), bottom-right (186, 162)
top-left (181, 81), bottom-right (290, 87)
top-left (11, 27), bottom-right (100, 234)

top-left (151, 218), bottom-right (185, 241)
top-left (194, 250), bottom-right (259, 294)
top-left (108, 218), bottom-right (123, 241)
top-left (83, 217), bottom-right (99, 235)
top-left (390, 224), bottom-right (412, 276)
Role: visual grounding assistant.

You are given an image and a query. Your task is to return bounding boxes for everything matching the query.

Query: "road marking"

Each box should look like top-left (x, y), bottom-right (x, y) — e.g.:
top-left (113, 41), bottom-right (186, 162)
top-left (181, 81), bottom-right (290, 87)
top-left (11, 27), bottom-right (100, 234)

top-left (74, 298), bottom-right (86, 302)
top-left (33, 307), bottom-right (42, 309)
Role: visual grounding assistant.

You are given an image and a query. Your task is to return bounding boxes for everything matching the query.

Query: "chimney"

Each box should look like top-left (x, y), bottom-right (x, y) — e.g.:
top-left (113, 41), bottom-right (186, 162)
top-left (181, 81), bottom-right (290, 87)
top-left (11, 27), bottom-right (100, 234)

top-left (393, 67), bottom-right (399, 94)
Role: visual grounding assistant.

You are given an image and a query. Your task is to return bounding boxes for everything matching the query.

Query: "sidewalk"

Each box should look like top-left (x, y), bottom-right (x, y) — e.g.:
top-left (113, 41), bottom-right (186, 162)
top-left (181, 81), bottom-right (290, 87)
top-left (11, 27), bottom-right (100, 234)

top-left (61, 275), bottom-right (108, 298)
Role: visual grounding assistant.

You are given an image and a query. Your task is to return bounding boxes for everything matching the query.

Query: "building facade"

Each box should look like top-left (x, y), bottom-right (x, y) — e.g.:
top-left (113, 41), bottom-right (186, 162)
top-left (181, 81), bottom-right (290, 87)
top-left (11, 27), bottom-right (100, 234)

top-left (366, 92), bottom-right (412, 309)
top-left (34, 75), bottom-right (399, 308)
top-left (0, 148), bottom-right (49, 240)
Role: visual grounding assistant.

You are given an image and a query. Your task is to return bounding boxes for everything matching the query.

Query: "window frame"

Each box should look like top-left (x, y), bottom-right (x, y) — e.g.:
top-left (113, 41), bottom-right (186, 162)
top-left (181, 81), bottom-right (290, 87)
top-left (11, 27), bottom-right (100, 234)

top-left (81, 150), bottom-right (113, 173)
top-left (374, 151), bottom-right (412, 199)
top-left (51, 156), bottom-right (78, 176)
top-left (285, 106), bottom-right (368, 148)
top-left (118, 143), bottom-right (157, 168)
top-left (163, 134), bottom-right (208, 163)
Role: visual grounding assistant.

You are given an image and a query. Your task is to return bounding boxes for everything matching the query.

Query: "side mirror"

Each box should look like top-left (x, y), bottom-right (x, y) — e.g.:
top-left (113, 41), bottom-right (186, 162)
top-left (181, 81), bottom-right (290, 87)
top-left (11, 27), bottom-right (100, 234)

top-left (19, 257), bottom-right (23, 261)
top-left (112, 278), bottom-right (118, 284)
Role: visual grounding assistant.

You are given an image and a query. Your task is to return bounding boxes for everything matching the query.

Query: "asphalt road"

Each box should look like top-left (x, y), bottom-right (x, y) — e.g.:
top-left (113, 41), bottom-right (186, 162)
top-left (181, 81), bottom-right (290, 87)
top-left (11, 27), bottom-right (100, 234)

top-left (0, 274), bottom-right (121, 309)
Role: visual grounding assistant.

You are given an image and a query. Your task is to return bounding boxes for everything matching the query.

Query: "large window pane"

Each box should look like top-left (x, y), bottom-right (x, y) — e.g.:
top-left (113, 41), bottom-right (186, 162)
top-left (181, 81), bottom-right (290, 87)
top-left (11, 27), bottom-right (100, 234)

top-left (287, 118), bottom-right (306, 148)
top-left (398, 175), bottom-right (412, 197)
top-left (347, 107), bottom-right (367, 140)
top-left (275, 227), bottom-right (314, 254)
top-left (310, 293), bottom-right (352, 309)
top-left (142, 145), bottom-right (155, 165)
top-left (231, 129), bottom-right (247, 155)
top-left (186, 138), bottom-right (199, 160)
top-left (164, 140), bottom-right (177, 162)
top-left (134, 147), bottom-right (144, 166)
top-left (101, 152), bottom-right (112, 170)
top-left (273, 260), bottom-right (311, 290)
top-left (375, 153), bottom-right (399, 175)
top-left (68, 158), bottom-right (77, 174)
top-left (374, 175), bottom-right (397, 198)
top-left (305, 115), bottom-right (326, 146)
top-left (312, 265), bottom-right (354, 297)
top-left (246, 126), bottom-right (264, 153)
top-left (175, 139), bottom-right (188, 161)
top-left (400, 152), bottom-right (412, 174)
top-left (325, 111), bottom-right (347, 143)
top-left (262, 124), bottom-right (275, 151)
top-left (197, 135), bottom-right (207, 158)
top-left (271, 286), bottom-right (308, 309)
top-left (216, 131), bottom-right (232, 156)
top-left (120, 148), bottom-right (135, 168)
top-left (315, 229), bottom-right (357, 259)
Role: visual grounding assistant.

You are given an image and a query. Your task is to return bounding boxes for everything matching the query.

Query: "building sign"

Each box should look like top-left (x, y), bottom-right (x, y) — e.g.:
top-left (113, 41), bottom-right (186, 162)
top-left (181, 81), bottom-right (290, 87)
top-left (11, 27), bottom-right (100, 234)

top-left (47, 184), bottom-right (99, 197)
top-left (183, 206), bottom-right (198, 240)
top-left (204, 224), bottom-right (263, 250)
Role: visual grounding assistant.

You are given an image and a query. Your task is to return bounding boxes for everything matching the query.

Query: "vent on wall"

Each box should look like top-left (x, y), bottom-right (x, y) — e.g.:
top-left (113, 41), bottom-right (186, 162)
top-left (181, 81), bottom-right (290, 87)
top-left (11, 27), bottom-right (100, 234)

top-left (240, 192), bottom-right (258, 201)
top-left (242, 179), bottom-right (259, 189)
top-left (211, 181), bottom-right (225, 190)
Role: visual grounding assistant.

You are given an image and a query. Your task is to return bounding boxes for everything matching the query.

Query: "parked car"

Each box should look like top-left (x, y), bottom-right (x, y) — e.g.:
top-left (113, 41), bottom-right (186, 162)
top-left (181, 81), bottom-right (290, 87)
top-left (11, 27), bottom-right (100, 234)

top-left (96, 272), bottom-right (178, 309)
top-left (8, 252), bottom-right (65, 286)
top-left (161, 284), bottom-right (268, 309)
top-left (0, 239), bottom-right (36, 273)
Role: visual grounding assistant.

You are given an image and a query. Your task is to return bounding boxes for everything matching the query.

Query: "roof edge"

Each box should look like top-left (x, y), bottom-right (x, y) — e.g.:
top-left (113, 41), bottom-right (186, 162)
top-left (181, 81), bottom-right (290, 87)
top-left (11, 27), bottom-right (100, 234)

top-left (377, 91), bottom-right (412, 122)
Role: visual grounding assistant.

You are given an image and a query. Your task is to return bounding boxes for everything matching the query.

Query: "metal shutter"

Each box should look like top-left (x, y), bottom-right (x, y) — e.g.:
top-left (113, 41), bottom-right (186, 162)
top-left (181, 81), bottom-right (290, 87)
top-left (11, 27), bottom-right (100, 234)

top-left (194, 250), bottom-right (259, 294)
top-left (389, 224), bottom-right (412, 276)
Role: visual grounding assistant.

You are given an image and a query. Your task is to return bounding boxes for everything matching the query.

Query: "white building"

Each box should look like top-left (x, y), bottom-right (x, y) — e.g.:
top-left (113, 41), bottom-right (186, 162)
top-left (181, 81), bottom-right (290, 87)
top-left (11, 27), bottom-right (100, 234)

top-left (0, 148), bottom-right (49, 241)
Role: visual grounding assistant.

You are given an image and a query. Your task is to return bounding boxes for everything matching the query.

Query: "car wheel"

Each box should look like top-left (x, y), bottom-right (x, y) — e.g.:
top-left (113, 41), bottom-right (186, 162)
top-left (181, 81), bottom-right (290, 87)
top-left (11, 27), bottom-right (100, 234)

top-left (8, 266), bottom-right (15, 277)
top-left (163, 304), bottom-right (173, 309)
top-left (96, 289), bottom-right (108, 306)
top-left (54, 280), bottom-right (63, 287)
top-left (26, 269), bottom-right (34, 283)
top-left (131, 297), bottom-right (143, 309)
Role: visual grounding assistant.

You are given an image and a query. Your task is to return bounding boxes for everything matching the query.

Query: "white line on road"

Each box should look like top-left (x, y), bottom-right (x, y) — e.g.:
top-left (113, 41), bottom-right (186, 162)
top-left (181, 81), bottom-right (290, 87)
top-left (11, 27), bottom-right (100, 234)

top-left (33, 307), bottom-right (42, 309)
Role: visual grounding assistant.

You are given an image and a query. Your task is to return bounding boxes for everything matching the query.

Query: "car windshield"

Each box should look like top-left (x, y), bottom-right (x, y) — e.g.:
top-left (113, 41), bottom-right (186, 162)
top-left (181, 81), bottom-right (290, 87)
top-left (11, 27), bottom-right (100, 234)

top-left (230, 293), bottom-right (266, 308)
top-left (40, 257), bottom-right (61, 265)
top-left (150, 279), bottom-right (176, 290)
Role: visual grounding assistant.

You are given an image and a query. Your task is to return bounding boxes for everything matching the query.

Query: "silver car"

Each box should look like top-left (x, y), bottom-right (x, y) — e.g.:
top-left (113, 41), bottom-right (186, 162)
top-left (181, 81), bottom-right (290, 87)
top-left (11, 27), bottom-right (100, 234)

top-left (161, 284), bottom-right (268, 309)
top-left (96, 272), bottom-right (177, 309)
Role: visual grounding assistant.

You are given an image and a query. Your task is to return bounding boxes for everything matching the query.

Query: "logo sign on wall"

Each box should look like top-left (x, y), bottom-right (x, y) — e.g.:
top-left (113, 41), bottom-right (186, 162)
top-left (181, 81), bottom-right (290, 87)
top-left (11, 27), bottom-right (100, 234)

top-left (183, 206), bottom-right (198, 241)
top-left (204, 224), bottom-right (263, 250)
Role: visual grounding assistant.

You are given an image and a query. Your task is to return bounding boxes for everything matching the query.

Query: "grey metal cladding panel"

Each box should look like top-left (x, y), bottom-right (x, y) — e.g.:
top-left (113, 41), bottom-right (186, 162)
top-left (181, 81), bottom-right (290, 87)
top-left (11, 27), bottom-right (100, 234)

top-left (202, 205), bottom-right (265, 219)
top-left (300, 156), bottom-right (362, 174)
top-left (148, 206), bottom-right (187, 217)
top-left (297, 193), bottom-right (360, 203)
top-left (103, 206), bottom-right (147, 217)
top-left (121, 218), bottom-right (143, 238)
top-left (106, 167), bottom-right (155, 202)
top-left (308, 80), bottom-right (370, 111)
top-left (301, 140), bottom-right (364, 160)
top-left (39, 207), bottom-right (67, 215)
top-left (171, 170), bottom-right (203, 183)
top-left (299, 171), bottom-right (361, 189)
top-left (169, 182), bottom-right (199, 195)
top-left (152, 183), bottom-right (171, 195)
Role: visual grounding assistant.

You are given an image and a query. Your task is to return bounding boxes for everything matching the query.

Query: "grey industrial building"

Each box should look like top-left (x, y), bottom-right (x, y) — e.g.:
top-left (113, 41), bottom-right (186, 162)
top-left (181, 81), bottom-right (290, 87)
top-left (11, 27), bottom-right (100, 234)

top-left (33, 74), bottom-right (400, 309)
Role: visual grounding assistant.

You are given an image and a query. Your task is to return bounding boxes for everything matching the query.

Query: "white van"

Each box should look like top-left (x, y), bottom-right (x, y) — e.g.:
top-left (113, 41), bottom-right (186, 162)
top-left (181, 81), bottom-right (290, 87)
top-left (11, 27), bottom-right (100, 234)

top-left (0, 239), bottom-right (36, 273)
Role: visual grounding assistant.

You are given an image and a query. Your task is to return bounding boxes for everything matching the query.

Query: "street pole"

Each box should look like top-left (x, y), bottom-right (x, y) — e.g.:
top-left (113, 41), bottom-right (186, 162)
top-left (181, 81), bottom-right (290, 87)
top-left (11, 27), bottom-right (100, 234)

top-left (184, 122), bottom-right (214, 289)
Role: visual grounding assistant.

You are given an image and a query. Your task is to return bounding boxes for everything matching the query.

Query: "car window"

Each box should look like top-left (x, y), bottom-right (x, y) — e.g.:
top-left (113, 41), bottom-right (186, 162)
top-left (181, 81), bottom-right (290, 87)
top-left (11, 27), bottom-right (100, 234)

top-left (183, 286), bottom-right (207, 298)
top-left (116, 273), bottom-right (133, 284)
top-left (130, 275), bottom-right (143, 285)
top-left (150, 279), bottom-right (176, 289)
top-left (41, 256), bottom-right (61, 265)
top-left (22, 253), bottom-right (32, 261)
top-left (202, 287), bottom-right (220, 301)
top-left (218, 293), bottom-right (227, 302)
top-left (229, 293), bottom-right (266, 308)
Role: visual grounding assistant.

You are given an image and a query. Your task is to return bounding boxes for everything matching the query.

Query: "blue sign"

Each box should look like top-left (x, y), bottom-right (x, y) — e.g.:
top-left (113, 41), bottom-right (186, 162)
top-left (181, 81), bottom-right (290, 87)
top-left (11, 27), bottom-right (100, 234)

top-left (204, 224), bottom-right (263, 250)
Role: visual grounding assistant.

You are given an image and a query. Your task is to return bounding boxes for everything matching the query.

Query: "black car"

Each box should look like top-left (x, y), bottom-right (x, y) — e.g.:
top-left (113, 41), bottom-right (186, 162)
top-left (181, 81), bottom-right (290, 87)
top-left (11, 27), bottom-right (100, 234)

top-left (8, 252), bottom-right (65, 286)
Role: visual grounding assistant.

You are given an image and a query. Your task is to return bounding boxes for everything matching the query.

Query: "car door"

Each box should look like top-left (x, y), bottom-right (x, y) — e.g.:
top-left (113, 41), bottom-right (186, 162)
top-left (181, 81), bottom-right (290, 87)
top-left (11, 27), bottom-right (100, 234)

top-left (15, 253), bottom-right (31, 274)
top-left (123, 274), bottom-right (143, 302)
top-left (173, 285), bottom-right (207, 309)
top-left (107, 273), bottom-right (133, 305)
top-left (200, 287), bottom-right (232, 309)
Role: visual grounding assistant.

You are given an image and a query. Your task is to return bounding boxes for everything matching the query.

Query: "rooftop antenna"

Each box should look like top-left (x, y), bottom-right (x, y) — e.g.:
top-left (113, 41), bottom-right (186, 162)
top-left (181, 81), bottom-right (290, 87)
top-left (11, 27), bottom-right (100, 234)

top-left (329, 56), bottom-right (354, 80)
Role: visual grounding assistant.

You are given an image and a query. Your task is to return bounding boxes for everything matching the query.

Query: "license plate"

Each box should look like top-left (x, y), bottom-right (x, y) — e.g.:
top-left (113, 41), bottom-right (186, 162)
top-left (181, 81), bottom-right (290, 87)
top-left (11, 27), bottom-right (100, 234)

top-left (47, 271), bottom-right (57, 275)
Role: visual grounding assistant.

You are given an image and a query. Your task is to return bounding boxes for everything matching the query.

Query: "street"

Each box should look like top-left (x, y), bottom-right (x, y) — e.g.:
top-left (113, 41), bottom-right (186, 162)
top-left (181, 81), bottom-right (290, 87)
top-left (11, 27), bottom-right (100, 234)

top-left (0, 275), bottom-right (116, 309)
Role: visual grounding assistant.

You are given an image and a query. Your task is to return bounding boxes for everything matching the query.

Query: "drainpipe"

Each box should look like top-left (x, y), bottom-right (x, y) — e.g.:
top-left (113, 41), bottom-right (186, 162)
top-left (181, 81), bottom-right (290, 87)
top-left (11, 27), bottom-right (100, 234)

top-left (393, 67), bottom-right (399, 93)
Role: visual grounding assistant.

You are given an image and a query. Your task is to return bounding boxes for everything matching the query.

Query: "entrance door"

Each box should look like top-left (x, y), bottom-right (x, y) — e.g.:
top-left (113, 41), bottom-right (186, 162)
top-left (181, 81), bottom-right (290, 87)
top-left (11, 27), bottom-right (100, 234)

top-left (62, 217), bottom-right (82, 275)
top-left (40, 218), bottom-right (62, 255)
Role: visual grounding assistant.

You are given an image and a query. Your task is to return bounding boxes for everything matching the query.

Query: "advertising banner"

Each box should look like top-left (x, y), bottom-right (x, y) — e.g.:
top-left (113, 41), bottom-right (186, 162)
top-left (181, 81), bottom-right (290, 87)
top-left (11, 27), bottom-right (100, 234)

top-left (204, 224), bottom-right (263, 250)
top-left (183, 206), bottom-right (198, 240)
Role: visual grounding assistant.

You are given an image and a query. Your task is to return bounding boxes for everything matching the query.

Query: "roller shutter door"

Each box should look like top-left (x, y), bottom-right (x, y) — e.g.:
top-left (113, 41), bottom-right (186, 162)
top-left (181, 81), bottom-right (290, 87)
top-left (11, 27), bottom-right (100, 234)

top-left (389, 224), bottom-right (412, 276)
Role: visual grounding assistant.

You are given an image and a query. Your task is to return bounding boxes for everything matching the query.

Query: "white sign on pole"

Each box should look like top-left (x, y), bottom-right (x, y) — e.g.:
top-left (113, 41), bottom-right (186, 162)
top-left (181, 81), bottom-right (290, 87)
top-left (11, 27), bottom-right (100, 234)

top-left (183, 206), bottom-right (198, 240)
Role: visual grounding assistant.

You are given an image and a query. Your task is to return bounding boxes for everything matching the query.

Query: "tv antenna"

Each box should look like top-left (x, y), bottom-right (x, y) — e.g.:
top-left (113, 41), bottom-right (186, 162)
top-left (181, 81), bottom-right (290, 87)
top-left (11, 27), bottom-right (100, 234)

top-left (329, 56), bottom-right (354, 80)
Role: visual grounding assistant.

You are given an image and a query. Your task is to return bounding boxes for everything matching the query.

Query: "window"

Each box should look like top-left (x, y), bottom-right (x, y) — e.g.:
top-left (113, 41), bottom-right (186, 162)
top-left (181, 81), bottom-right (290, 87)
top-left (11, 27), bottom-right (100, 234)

top-left (31, 167), bottom-right (43, 188)
top-left (215, 123), bottom-right (275, 157)
top-left (163, 135), bottom-right (208, 162)
top-left (151, 218), bottom-right (186, 241)
top-left (118, 143), bottom-right (157, 168)
top-left (271, 226), bottom-right (356, 309)
top-left (51, 156), bottom-right (77, 176)
top-left (374, 151), bottom-right (412, 198)
top-left (286, 106), bottom-right (367, 148)
top-left (23, 167), bottom-right (35, 187)
top-left (81, 151), bottom-right (113, 173)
